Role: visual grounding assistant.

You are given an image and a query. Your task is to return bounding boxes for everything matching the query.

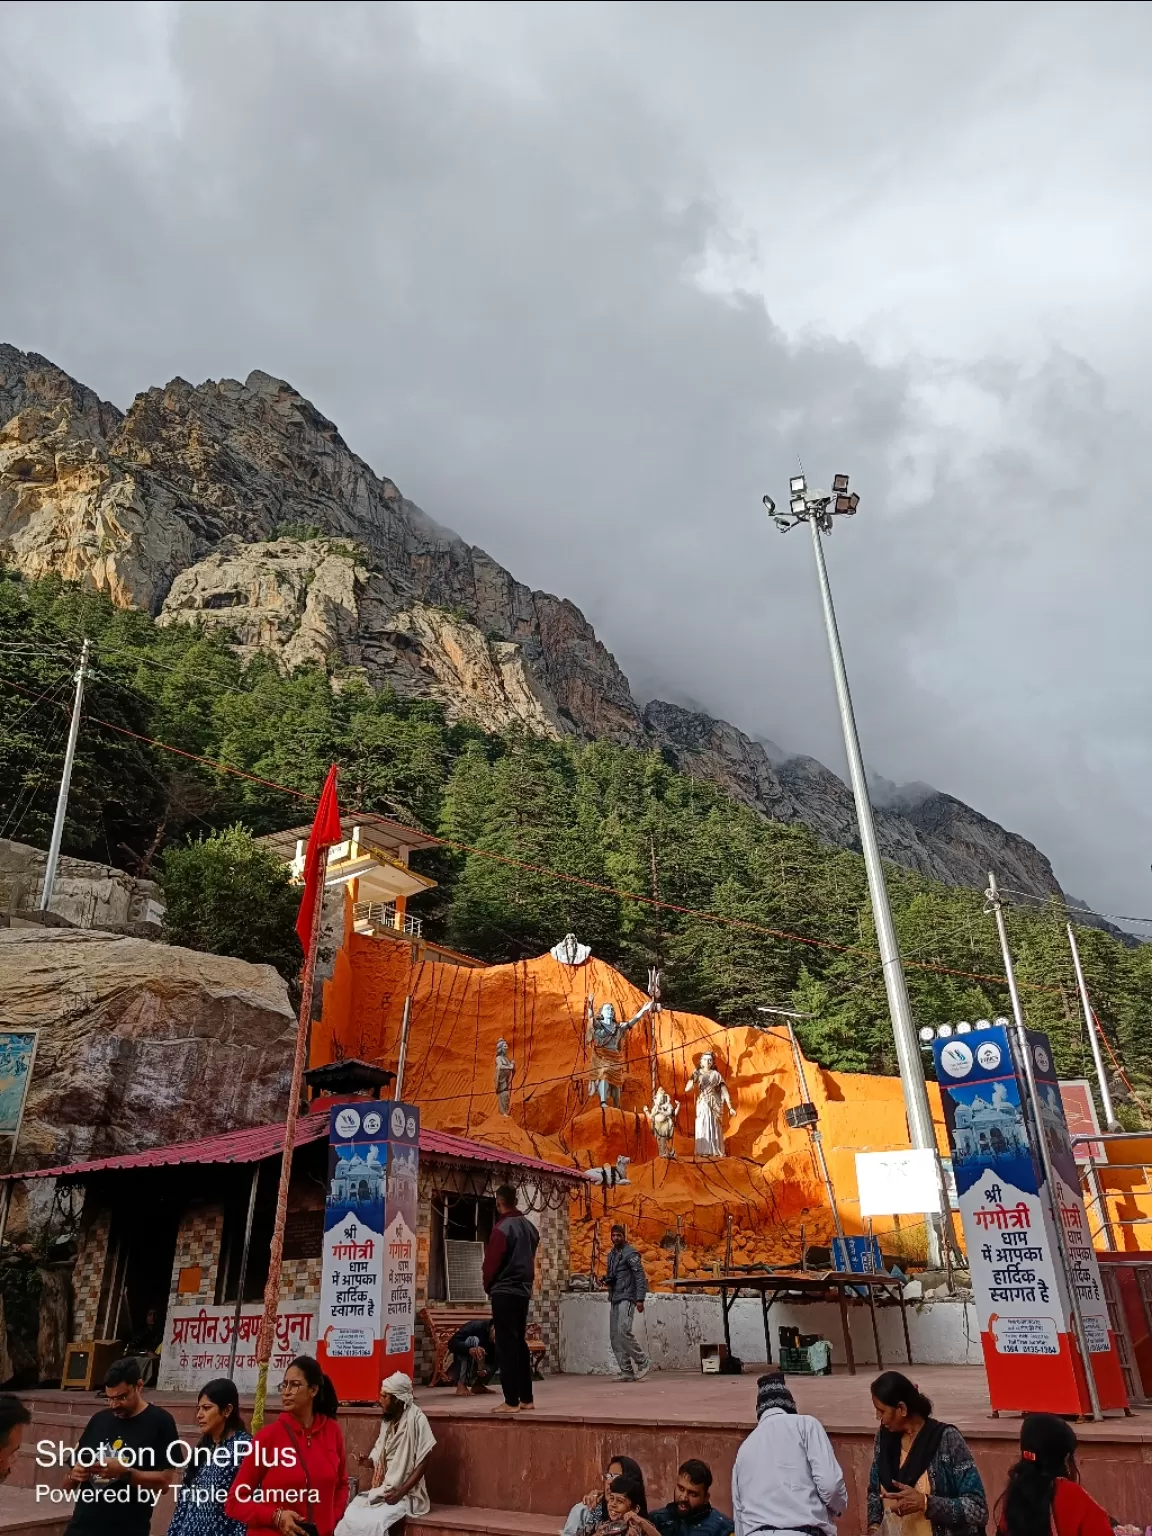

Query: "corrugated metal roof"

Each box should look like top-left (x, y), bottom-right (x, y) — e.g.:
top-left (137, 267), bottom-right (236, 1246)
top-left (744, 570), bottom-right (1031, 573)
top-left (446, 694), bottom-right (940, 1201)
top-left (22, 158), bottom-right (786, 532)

top-left (1, 1115), bottom-right (582, 1183)
top-left (257, 813), bottom-right (440, 858)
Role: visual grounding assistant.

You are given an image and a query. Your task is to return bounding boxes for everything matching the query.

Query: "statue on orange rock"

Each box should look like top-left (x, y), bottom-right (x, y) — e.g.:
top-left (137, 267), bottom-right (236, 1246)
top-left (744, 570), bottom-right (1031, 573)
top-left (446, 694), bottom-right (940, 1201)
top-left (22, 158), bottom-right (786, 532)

top-left (551, 933), bottom-right (592, 966)
top-left (644, 1086), bottom-right (680, 1158)
top-left (585, 993), bottom-right (654, 1108)
top-left (684, 1051), bottom-right (733, 1158)
top-left (494, 1038), bottom-right (515, 1115)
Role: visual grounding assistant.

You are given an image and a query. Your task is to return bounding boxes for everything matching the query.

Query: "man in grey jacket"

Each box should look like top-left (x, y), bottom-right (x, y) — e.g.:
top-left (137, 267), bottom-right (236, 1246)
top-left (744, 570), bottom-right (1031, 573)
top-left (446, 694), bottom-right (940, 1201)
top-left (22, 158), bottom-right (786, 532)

top-left (603, 1223), bottom-right (650, 1381)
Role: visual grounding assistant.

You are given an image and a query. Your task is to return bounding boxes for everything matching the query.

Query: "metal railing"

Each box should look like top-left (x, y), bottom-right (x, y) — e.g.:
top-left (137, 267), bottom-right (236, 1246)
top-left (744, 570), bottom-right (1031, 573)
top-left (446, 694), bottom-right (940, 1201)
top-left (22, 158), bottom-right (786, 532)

top-left (352, 901), bottom-right (422, 938)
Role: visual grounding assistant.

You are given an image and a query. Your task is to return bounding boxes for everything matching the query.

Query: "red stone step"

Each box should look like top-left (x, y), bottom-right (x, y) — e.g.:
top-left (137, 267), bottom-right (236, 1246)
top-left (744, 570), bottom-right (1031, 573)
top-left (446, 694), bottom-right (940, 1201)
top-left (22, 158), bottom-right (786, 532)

top-left (411, 1505), bottom-right (561, 1536)
top-left (0, 1486), bottom-right (70, 1535)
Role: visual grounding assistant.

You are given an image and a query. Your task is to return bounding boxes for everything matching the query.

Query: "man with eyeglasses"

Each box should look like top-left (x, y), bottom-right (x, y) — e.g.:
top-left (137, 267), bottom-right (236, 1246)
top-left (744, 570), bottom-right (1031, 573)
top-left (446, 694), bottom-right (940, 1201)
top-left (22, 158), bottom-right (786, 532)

top-left (62, 1357), bottom-right (180, 1535)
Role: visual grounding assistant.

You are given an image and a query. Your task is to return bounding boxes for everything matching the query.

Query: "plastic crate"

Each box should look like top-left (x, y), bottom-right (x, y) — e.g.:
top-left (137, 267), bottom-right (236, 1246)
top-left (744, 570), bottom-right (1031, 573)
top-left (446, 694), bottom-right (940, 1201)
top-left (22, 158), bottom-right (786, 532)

top-left (778, 1341), bottom-right (832, 1375)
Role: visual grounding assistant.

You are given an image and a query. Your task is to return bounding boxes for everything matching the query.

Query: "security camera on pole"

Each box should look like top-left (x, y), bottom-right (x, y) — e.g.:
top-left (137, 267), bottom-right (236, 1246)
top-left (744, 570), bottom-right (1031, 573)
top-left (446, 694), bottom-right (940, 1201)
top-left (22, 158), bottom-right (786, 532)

top-left (763, 474), bottom-right (945, 1266)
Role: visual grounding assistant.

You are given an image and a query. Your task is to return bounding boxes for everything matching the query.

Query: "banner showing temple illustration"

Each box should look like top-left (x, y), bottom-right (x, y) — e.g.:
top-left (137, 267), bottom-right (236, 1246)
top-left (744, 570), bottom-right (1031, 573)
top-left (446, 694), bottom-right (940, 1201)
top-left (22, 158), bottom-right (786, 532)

top-left (317, 1099), bottom-right (419, 1402)
top-left (933, 1023), bottom-right (1125, 1414)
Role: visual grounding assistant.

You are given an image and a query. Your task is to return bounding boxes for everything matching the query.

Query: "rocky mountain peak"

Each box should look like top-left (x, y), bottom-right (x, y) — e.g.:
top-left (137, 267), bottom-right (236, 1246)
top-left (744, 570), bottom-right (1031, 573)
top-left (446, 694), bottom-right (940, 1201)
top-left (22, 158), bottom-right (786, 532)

top-left (0, 343), bottom-right (1075, 907)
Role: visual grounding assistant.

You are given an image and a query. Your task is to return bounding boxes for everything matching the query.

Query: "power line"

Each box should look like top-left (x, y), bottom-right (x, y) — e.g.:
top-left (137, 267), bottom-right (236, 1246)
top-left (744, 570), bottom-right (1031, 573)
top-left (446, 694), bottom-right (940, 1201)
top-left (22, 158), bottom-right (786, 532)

top-left (997, 883), bottom-right (1152, 931)
top-left (68, 695), bottom-right (1084, 999)
top-left (0, 672), bottom-right (1134, 1008)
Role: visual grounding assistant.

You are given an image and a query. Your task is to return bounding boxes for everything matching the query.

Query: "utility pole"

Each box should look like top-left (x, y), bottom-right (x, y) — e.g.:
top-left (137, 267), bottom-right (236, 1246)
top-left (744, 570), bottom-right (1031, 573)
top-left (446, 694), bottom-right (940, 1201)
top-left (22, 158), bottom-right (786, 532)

top-left (40, 639), bottom-right (90, 912)
top-left (1066, 922), bottom-right (1121, 1132)
top-left (764, 477), bottom-right (942, 1265)
top-left (782, 1014), bottom-right (846, 1249)
top-left (985, 873), bottom-right (1102, 1420)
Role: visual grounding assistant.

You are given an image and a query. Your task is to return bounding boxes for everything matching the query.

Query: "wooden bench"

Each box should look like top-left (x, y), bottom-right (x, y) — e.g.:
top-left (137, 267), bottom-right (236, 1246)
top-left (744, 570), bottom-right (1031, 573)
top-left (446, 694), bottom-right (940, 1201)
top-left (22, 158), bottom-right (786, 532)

top-left (418, 1305), bottom-right (546, 1387)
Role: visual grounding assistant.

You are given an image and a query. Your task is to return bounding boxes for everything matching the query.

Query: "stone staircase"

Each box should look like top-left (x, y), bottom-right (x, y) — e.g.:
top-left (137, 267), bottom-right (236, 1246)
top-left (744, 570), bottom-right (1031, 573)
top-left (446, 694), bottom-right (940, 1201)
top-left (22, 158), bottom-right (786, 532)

top-left (412, 1509), bottom-right (559, 1536)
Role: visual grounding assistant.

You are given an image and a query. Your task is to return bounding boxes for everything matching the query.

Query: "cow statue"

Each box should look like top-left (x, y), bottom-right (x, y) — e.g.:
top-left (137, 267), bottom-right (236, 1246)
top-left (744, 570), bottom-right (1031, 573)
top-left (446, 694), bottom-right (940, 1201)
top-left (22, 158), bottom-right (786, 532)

top-left (585, 1154), bottom-right (631, 1187)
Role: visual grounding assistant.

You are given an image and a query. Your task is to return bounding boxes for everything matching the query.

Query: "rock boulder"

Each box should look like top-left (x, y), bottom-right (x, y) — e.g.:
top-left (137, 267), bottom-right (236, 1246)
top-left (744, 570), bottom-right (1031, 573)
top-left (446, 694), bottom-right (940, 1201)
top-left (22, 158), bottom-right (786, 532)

top-left (0, 928), bottom-right (296, 1238)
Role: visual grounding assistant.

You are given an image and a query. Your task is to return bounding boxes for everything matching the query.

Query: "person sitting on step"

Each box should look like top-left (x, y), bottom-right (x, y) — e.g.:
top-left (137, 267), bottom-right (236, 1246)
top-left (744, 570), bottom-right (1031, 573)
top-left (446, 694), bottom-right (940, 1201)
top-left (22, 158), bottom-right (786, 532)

top-left (562, 1456), bottom-right (648, 1536)
top-left (447, 1317), bottom-right (497, 1395)
top-left (651, 1461), bottom-right (734, 1536)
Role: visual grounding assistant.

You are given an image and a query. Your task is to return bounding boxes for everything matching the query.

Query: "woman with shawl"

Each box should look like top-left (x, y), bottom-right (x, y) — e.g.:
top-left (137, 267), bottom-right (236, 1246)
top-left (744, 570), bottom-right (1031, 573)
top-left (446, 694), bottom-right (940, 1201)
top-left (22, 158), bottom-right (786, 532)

top-left (866, 1372), bottom-right (987, 1536)
top-left (336, 1372), bottom-right (437, 1536)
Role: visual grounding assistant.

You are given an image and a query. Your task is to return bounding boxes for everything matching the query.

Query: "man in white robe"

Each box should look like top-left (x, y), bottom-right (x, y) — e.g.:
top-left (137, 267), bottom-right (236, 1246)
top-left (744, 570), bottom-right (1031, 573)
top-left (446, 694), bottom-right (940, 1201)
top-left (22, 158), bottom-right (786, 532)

top-left (336, 1372), bottom-right (437, 1536)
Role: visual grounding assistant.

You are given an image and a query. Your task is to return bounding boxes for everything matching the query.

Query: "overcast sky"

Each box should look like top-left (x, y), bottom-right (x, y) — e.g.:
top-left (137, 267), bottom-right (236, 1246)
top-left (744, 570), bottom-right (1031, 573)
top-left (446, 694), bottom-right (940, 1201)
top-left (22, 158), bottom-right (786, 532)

top-left (2, 0), bottom-right (1150, 926)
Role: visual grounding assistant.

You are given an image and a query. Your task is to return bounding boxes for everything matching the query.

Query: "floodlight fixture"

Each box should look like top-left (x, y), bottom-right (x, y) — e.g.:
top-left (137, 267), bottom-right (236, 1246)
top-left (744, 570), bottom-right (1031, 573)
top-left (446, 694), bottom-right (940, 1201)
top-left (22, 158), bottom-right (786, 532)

top-left (993, 1015), bottom-right (1011, 1030)
top-left (832, 473), bottom-right (850, 493)
top-left (763, 495), bottom-right (776, 516)
top-left (774, 517), bottom-right (792, 531)
top-left (835, 492), bottom-right (860, 515)
top-left (936, 1023), bottom-right (954, 1038)
top-left (789, 475), bottom-right (806, 495)
top-left (790, 495), bottom-right (807, 515)
top-left (955, 1020), bottom-right (973, 1034)
top-left (918, 1026), bottom-right (935, 1044)
top-left (975, 1018), bottom-right (993, 1030)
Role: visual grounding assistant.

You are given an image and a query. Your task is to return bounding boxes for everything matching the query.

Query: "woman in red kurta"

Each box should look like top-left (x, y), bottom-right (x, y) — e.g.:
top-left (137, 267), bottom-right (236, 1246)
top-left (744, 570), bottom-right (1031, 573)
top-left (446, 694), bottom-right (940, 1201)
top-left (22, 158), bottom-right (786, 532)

top-left (996, 1414), bottom-right (1112, 1536)
top-left (226, 1355), bottom-right (349, 1536)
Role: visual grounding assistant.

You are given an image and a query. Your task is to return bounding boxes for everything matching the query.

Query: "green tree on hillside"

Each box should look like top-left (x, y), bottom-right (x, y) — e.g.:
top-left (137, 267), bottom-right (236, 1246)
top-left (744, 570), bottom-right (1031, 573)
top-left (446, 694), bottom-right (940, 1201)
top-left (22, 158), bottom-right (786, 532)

top-left (0, 567), bottom-right (1147, 1120)
top-left (162, 826), bottom-right (301, 980)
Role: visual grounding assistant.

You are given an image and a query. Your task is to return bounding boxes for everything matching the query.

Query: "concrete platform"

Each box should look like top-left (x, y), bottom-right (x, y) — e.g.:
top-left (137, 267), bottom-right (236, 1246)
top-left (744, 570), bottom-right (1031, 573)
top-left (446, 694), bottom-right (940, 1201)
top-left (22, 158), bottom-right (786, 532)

top-left (8, 1368), bottom-right (1152, 1533)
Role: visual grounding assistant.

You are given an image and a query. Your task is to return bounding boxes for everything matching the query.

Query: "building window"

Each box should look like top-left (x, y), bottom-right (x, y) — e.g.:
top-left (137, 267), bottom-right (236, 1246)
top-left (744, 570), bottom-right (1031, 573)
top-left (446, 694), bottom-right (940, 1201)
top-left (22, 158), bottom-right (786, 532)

top-left (428, 1194), bottom-right (496, 1303)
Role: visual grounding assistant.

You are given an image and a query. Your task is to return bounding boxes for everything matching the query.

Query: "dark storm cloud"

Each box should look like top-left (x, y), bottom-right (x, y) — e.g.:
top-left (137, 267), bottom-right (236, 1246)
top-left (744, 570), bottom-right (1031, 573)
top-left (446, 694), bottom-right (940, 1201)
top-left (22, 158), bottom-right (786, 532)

top-left (0, 1), bottom-right (1148, 921)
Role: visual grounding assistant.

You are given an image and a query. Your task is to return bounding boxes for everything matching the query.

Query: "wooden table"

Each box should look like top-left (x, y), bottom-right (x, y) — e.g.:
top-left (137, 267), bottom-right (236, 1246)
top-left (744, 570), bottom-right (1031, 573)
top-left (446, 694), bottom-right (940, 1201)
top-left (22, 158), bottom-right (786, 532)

top-left (672, 1269), bottom-right (913, 1375)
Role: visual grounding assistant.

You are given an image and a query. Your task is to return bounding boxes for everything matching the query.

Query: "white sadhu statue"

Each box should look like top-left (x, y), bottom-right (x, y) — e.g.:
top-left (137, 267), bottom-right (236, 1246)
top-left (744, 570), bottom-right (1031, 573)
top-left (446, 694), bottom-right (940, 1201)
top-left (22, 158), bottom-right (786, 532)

top-left (551, 933), bottom-right (592, 966)
top-left (684, 1052), bottom-right (733, 1158)
top-left (644, 1086), bottom-right (680, 1159)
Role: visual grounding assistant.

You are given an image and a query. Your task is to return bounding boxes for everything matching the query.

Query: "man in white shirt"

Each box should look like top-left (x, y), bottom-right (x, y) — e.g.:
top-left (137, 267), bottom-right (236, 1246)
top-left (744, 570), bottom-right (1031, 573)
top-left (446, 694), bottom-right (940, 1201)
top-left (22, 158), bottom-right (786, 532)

top-left (732, 1374), bottom-right (848, 1536)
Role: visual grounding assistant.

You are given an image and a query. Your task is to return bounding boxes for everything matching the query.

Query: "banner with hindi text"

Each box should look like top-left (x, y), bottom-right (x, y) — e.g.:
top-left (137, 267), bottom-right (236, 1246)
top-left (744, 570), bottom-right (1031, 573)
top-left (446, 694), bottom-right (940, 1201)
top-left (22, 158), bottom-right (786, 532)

top-left (933, 1023), bottom-right (1125, 1414)
top-left (158, 1304), bottom-right (317, 1393)
top-left (317, 1100), bottom-right (419, 1402)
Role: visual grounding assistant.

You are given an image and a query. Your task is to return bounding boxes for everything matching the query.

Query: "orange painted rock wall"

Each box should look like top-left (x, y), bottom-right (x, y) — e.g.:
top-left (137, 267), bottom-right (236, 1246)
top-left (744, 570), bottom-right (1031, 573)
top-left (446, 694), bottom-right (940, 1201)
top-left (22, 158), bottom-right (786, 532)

top-left (313, 913), bottom-right (949, 1283)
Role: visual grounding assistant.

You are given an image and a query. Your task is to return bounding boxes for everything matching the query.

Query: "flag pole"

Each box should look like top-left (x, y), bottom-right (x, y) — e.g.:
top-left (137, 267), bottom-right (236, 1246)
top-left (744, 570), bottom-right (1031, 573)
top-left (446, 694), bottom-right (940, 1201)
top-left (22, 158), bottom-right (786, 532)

top-left (251, 767), bottom-right (340, 1428)
top-left (251, 876), bottom-right (325, 1428)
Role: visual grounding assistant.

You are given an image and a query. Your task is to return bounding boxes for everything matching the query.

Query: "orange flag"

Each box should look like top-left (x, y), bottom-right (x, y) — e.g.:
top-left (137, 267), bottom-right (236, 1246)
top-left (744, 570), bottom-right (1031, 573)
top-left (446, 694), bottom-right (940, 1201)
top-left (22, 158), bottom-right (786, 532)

top-left (296, 765), bottom-right (342, 952)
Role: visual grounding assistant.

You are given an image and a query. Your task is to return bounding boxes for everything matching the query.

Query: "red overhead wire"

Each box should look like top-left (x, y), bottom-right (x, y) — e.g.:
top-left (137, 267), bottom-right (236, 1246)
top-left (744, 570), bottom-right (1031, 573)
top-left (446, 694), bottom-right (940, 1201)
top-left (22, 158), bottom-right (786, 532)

top-left (0, 669), bottom-right (1113, 1000)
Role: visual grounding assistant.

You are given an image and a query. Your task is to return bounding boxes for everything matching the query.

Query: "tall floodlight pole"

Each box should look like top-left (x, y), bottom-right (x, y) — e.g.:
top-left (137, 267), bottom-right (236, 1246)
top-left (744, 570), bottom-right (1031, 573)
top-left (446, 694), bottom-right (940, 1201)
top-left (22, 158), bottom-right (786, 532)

top-left (40, 638), bottom-right (90, 912)
top-left (764, 476), bottom-right (942, 1264)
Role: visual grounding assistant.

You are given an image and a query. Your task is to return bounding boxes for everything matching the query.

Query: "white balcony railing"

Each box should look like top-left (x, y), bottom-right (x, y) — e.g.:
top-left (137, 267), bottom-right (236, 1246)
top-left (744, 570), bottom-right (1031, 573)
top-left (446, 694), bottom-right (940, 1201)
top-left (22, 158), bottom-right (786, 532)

top-left (352, 901), bottom-right (423, 938)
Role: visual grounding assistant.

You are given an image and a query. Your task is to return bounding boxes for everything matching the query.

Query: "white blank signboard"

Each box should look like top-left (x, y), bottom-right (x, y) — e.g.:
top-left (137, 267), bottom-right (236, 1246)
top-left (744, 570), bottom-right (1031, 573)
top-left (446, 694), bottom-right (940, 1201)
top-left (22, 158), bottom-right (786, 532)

top-left (855, 1149), bottom-right (942, 1217)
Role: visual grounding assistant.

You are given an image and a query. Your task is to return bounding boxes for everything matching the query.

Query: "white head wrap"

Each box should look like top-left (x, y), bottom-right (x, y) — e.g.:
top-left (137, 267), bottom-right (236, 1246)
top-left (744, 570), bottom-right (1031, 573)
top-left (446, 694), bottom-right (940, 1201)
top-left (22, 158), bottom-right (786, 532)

top-left (381, 1371), bottom-right (414, 1405)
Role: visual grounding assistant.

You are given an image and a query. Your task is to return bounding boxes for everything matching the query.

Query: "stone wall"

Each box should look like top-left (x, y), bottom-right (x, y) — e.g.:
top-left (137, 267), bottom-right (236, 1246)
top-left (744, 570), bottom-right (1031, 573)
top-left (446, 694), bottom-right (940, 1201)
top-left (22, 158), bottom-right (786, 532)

top-left (168, 1202), bottom-right (225, 1309)
top-left (0, 839), bottom-right (165, 935)
top-left (559, 1291), bottom-right (982, 1373)
top-left (71, 1206), bottom-right (111, 1341)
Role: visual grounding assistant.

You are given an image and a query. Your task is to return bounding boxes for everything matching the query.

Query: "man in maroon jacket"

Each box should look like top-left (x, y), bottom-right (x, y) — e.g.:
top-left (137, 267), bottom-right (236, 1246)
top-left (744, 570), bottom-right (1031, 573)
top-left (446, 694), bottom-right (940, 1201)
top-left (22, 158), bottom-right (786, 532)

top-left (482, 1183), bottom-right (540, 1414)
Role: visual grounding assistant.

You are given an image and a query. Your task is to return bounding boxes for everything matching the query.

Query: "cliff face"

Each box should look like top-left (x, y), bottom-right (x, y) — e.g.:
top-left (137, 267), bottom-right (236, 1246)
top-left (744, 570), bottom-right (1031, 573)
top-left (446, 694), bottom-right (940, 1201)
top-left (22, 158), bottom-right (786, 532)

top-left (0, 927), bottom-right (294, 1210)
top-left (0, 342), bottom-right (1066, 902)
top-left (644, 701), bottom-right (1064, 899)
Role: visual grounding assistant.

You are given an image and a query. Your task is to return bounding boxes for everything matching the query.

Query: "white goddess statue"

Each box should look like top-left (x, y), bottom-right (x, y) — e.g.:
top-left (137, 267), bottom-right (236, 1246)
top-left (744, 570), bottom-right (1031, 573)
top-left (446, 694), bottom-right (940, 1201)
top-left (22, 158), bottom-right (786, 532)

top-left (684, 1052), bottom-right (733, 1158)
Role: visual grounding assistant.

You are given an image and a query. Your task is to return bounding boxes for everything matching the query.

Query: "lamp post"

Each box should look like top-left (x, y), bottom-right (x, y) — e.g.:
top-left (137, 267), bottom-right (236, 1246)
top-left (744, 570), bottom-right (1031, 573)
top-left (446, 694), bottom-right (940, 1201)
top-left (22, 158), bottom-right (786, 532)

top-left (763, 477), bottom-right (940, 1205)
top-left (756, 1006), bottom-right (846, 1250)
